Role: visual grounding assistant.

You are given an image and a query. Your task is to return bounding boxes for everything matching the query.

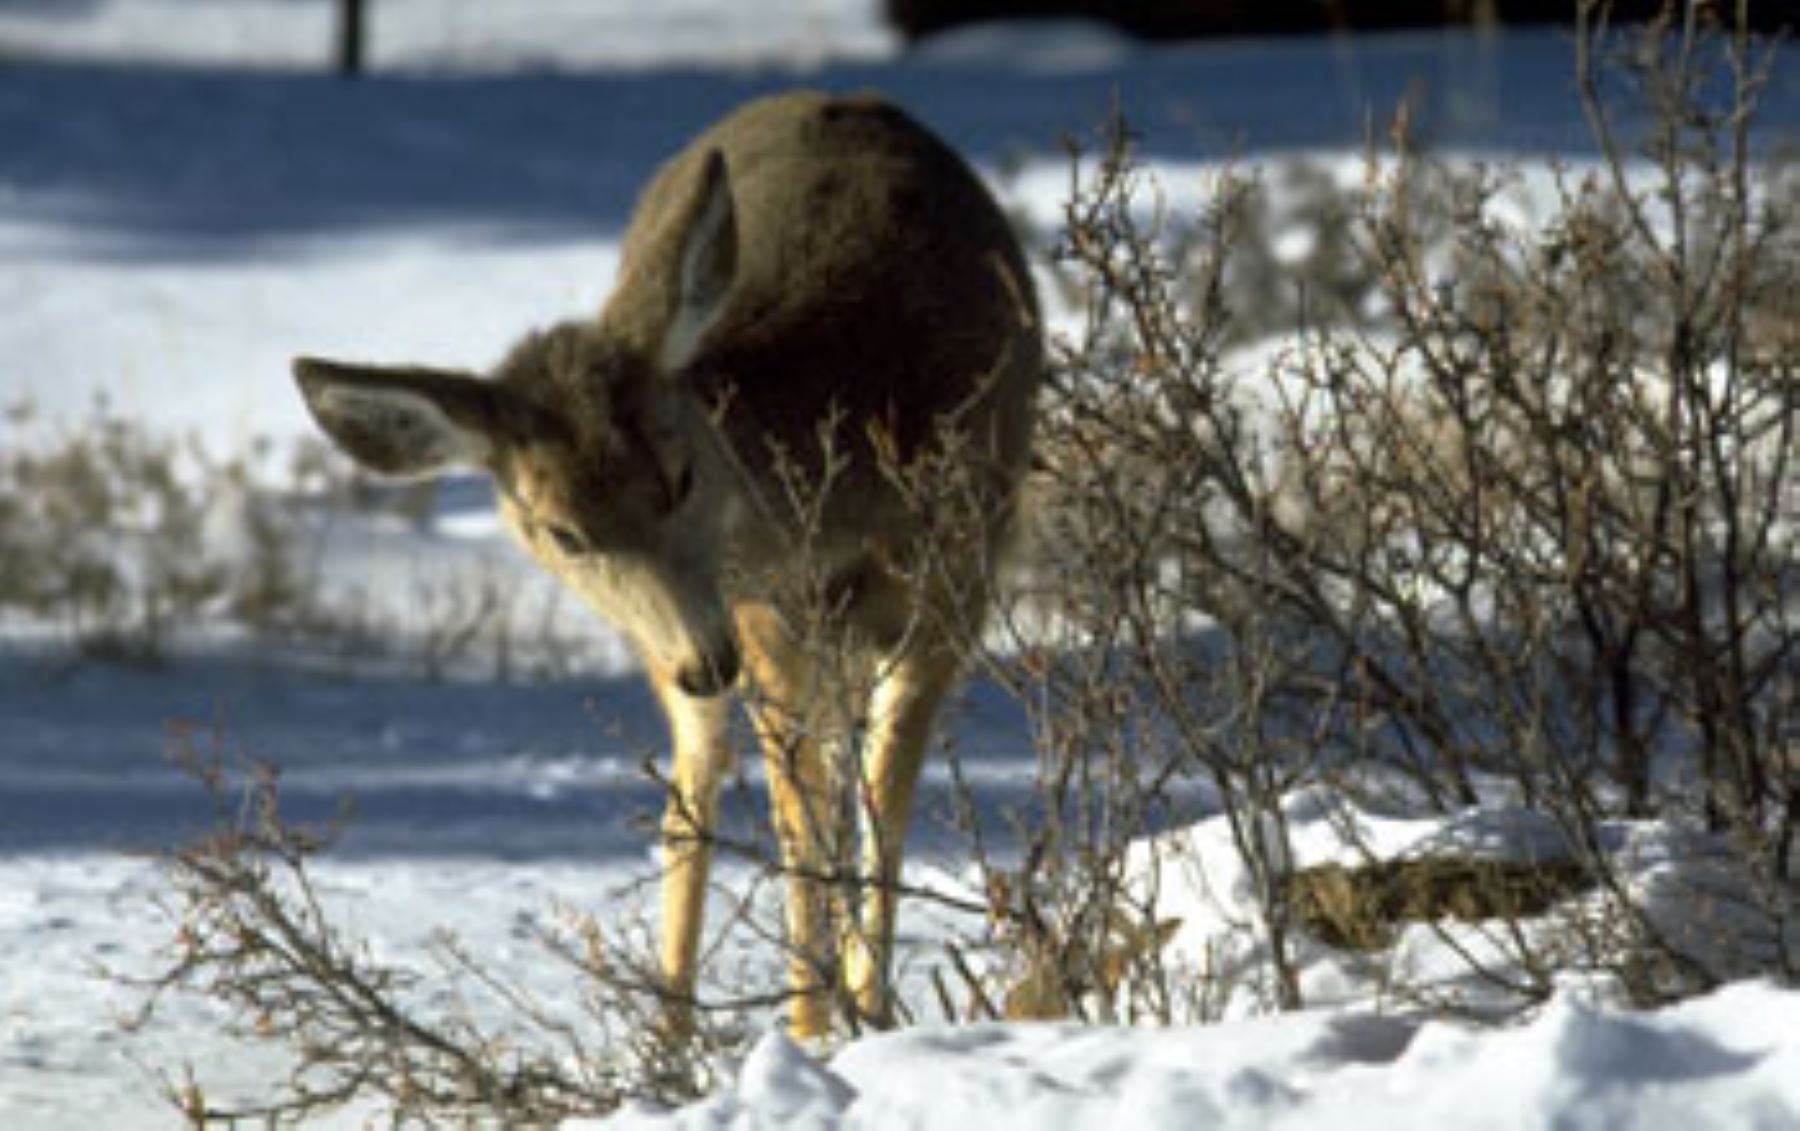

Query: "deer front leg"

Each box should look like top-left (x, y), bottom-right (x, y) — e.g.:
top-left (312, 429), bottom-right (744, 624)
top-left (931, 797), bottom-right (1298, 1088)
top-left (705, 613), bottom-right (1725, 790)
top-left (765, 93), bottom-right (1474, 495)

top-left (753, 703), bottom-right (836, 1040)
top-left (654, 670), bottom-right (732, 1038)
top-left (737, 605), bottom-right (855, 1041)
top-left (841, 646), bottom-right (960, 1029)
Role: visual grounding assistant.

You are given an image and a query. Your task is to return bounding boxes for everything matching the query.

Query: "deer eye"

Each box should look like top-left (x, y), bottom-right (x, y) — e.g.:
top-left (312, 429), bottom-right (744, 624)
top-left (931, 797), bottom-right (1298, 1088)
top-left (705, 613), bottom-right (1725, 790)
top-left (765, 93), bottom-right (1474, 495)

top-left (544, 523), bottom-right (589, 556)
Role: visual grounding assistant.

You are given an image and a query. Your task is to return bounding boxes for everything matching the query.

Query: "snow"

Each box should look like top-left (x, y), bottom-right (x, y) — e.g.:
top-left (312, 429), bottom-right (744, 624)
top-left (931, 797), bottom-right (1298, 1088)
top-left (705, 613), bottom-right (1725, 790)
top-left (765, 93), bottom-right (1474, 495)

top-left (3, 4), bottom-right (1797, 1129)
top-left (593, 980), bottom-right (1800, 1130)
top-left (0, 0), bottom-right (897, 73)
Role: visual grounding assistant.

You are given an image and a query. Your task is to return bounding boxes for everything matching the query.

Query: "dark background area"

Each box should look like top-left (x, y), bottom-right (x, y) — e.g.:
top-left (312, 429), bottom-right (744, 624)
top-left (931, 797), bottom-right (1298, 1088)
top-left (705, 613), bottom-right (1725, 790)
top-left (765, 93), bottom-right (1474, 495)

top-left (887, 0), bottom-right (1793, 41)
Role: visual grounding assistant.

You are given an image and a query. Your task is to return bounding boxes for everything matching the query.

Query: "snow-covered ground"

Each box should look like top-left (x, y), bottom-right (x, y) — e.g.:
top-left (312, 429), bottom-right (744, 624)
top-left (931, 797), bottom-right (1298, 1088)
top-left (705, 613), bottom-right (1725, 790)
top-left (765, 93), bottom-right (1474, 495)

top-left (2, 3), bottom-right (1797, 1127)
top-left (0, 0), bottom-right (898, 73)
top-left (595, 979), bottom-right (1800, 1130)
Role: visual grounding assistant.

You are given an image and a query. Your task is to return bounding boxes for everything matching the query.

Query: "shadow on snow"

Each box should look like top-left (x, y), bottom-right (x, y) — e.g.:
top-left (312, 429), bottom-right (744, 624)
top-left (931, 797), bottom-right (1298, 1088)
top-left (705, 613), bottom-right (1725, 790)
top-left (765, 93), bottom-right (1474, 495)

top-left (1, 27), bottom-right (1757, 258)
top-left (0, 641), bottom-right (1049, 863)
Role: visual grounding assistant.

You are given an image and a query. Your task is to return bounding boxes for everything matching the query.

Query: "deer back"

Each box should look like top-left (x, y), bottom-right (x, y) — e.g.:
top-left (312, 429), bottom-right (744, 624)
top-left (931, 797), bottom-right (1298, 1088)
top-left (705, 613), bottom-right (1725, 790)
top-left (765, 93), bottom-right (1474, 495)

top-left (605, 92), bottom-right (1041, 516)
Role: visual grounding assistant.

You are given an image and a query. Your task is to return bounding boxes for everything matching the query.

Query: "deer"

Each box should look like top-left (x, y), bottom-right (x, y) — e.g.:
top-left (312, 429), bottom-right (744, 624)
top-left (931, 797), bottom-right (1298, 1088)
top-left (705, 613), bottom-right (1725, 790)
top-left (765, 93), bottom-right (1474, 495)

top-left (292, 90), bottom-right (1042, 1040)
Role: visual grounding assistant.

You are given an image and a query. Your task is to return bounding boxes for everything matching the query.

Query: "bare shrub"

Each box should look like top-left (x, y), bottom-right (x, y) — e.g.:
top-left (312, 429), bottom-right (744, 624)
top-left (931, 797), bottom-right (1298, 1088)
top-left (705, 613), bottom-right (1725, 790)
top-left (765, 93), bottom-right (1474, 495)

top-left (955, 0), bottom-right (1795, 1020)
top-left (0, 398), bottom-right (233, 662)
top-left (126, 727), bottom-right (737, 1125)
top-left (0, 402), bottom-right (600, 680)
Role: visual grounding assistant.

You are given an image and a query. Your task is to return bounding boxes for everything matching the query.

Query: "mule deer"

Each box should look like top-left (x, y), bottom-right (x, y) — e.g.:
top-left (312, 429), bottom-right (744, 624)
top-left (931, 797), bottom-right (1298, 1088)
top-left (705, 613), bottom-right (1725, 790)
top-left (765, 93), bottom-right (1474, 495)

top-left (293, 91), bottom-right (1041, 1038)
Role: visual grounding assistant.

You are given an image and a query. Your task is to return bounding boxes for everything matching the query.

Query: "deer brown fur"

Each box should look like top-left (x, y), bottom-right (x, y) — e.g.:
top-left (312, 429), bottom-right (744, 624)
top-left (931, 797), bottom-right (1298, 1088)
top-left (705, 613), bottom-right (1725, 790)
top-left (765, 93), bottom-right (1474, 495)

top-left (293, 90), bottom-right (1040, 1039)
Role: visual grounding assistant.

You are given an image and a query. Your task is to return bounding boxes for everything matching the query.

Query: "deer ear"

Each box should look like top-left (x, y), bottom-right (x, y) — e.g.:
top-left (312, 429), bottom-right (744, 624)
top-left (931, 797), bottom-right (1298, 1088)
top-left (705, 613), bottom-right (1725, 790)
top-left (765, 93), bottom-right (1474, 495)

top-left (661, 149), bottom-right (738, 373)
top-left (294, 357), bottom-right (504, 478)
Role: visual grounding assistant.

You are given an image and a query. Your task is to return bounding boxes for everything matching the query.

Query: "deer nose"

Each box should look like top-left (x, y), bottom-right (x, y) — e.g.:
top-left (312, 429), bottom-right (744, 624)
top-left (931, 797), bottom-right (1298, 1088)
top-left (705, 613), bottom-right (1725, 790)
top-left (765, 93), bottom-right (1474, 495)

top-left (676, 641), bottom-right (740, 698)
